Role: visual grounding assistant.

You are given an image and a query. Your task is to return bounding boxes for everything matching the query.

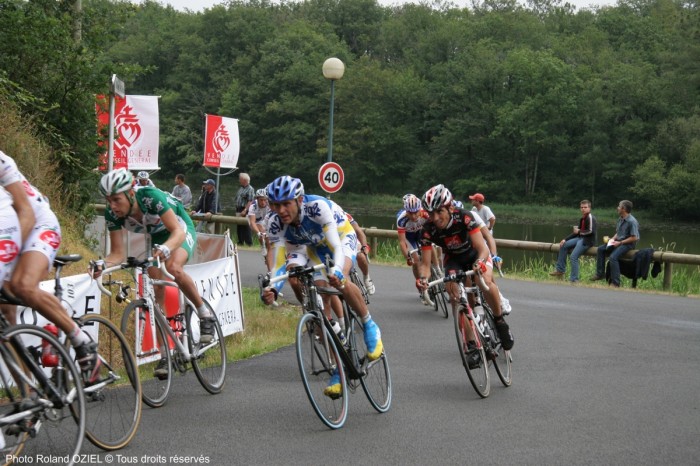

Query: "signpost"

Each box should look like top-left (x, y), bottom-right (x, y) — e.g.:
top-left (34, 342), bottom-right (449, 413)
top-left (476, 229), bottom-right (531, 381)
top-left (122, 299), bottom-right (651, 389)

top-left (318, 162), bottom-right (344, 194)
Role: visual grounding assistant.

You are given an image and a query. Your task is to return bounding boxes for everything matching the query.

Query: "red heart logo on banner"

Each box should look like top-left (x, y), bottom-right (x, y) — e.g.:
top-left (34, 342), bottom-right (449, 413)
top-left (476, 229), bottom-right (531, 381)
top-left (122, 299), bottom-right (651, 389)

top-left (213, 124), bottom-right (230, 153)
top-left (117, 123), bottom-right (141, 148)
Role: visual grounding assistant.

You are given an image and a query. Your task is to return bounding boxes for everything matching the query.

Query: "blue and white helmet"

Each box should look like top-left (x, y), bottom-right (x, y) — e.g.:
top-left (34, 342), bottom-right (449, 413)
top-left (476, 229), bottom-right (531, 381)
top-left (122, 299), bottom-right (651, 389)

top-left (267, 176), bottom-right (304, 202)
top-left (403, 194), bottom-right (422, 213)
top-left (452, 199), bottom-right (464, 209)
top-left (255, 188), bottom-right (268, 199)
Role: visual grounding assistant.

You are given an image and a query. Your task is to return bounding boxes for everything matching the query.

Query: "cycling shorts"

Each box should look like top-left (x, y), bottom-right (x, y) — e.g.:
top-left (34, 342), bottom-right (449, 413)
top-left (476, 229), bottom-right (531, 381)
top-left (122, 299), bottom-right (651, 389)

top-left (20, 208), bottom-right (61, 272)
top-left (286, 233), bottom-right (358, 281)
top-left (443, 249), bottom-right (493, 276)
top-left (151, 222), bottom-right (196, 261)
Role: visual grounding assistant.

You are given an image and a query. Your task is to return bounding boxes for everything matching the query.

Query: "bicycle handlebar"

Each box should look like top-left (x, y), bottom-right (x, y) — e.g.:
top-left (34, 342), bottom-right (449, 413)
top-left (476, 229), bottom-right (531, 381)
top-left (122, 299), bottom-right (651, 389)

top-left (95, 256), bottom-right (173, 297)
top-left (427, 269), bottom-right (490, 292)
top-left (259, 263), bottom-right (327, 289)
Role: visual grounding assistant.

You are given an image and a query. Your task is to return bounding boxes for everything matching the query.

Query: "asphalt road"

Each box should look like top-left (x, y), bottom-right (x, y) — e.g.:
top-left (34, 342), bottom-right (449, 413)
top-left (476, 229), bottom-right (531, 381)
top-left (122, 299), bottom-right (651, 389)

top-left (81, 250), bottom-right (700, 465)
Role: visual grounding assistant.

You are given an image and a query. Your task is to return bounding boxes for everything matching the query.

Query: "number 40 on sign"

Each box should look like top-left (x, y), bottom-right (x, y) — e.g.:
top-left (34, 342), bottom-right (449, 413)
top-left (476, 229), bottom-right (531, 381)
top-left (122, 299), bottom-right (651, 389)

top-left (318, 162), bottom-right (344, 194)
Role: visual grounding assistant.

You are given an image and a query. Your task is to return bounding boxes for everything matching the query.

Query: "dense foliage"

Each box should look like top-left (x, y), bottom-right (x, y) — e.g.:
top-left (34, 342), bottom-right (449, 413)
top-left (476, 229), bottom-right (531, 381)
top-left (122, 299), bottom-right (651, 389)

top-left (2, 0), bottom-right (700, 219)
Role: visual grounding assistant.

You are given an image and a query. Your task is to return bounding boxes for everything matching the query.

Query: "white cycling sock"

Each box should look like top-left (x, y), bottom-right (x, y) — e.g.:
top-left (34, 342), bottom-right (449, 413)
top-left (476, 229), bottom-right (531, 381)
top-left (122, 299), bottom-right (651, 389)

top-left (197, 303), bottom-right (213, 319)
top-left (69, 325), bottom-right (90, 347)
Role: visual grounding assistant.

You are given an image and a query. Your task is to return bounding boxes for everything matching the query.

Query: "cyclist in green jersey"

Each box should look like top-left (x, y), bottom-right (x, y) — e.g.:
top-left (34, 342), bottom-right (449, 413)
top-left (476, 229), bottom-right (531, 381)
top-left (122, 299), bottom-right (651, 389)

top-left (91, 169), bottom-right (216, 354)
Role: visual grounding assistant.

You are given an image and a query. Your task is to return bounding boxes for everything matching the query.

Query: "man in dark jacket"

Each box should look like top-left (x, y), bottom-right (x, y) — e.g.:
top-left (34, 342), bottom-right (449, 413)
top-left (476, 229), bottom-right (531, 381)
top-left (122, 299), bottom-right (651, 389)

top-left (191, 179), bottom-right (219, 233)
top-left (550, 199), bottom-right (597, 283)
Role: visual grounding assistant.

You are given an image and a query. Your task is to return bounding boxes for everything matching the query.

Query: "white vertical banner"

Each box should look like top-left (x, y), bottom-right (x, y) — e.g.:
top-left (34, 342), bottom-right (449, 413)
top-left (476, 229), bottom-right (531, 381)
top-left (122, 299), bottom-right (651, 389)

top-left (203, 114), bottom-right (240, 169)
top-left (115, 95), bottom-right (160, 170)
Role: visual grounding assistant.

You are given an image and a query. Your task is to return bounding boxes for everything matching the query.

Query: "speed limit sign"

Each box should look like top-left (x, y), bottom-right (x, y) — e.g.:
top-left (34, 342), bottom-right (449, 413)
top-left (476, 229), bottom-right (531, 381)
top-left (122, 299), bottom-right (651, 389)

top-left (318, 162), bottom-right (344, 194)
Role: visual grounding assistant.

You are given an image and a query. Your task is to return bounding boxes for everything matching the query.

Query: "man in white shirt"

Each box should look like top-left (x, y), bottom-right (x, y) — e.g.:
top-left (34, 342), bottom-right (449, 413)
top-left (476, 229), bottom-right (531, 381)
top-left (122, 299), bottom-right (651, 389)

top-left (469, 192), bottom-right (495, 234)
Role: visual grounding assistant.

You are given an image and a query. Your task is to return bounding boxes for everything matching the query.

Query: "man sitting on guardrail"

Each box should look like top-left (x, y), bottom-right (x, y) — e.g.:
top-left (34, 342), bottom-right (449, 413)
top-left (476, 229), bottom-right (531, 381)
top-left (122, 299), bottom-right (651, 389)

top-left (590, 200), bottom-right (639, 287)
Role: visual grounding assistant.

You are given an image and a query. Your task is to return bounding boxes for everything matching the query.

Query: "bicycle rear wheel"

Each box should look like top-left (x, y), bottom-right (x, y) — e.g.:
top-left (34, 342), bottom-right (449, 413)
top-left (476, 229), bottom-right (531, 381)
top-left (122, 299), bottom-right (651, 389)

top-left (483, 308), bottom-right (512, 387)
top-left (121, 299), bottom-right (172, 408)
top-left (3, 325), bottom-right (85, 465)
top-left (77, 314), bottom-right (142, 450)
top-left (453, 306), bottom-right (490, 398)
top-left (349, 312), bottom-right (392, 413)
top-left (186, 302), bottom-right (226, 394)
top-left (296, 313), bottom-right (348, 429)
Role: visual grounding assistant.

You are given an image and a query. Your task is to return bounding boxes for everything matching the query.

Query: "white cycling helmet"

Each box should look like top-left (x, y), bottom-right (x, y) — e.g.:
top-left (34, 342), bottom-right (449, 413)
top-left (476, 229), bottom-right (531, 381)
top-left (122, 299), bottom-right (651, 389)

top-left (422, 184), bottom-right (453, 212)
top-left (137, 171), bottom-right (149, 180)
top-left (403, 194), bottom-right (422, 213)
top-left (99, 168), bottom-right (134, 196)
top-left (255, 188), bottom-right (268, 199)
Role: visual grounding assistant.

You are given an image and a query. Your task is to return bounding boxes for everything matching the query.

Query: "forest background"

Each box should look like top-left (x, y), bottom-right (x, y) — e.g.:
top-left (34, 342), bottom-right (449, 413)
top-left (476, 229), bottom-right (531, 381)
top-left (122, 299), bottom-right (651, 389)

top-left (1, 0), bottom-right (700, 222)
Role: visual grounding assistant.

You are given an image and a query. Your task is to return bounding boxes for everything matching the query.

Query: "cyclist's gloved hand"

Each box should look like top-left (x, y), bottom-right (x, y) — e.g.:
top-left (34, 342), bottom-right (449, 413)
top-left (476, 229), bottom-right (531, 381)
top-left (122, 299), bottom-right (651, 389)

top-left (328, 266), bottom-right (346, 289)
top-left (415, 277), bottom-right (427, 291)
top-left (492, 254), bottom-right (502, 264)
top-left (474, 259), bottom-right (488, 274)
top-left (153, 244), bottom-right (171, 261)
top-left (361, 244), bottom-right (370, 255)
top-left (89, 259), bottom-right (104, 279)
top-left (406, 256), bottom-right (413, 266)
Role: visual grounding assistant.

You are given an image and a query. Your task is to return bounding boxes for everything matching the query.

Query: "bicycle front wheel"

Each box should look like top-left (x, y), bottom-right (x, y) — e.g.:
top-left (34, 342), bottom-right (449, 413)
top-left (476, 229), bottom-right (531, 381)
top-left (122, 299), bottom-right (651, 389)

top-left (77, 314), bottom-right (142, 450)
top-left (3, 325), bottom-right (85, 465)
top-left (186, 302), bottom-right (226, 394)
top-left (453, 307), bottom-right (490, 398)
top-left (121, 299), bottom-right (172, 408)
top-left (349, 313), bottom-right (392, 413)
top-left (296, 313), bottom-right (348, 429)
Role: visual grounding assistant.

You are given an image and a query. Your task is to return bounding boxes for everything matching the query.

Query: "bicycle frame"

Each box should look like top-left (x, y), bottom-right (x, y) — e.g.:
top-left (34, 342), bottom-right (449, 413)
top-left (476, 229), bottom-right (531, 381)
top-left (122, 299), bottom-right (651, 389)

top-left (428, 269), bottom-right (490, 345)
top-left (260, 265), bottom-right (366, 381)
top-left (97, 258), bottom-right (212, 366)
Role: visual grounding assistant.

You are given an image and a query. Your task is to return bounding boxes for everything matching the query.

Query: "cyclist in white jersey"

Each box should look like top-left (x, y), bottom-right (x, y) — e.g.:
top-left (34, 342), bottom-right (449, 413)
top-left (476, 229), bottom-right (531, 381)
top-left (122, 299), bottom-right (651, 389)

top-left (0, 188), bottom-right (23, 287)
top-left (0, 150), bottom-right (101, 382)
top-left (260, 176), bottom-right (383, 398)
top-left (248, 188), bottom-right (274, 270)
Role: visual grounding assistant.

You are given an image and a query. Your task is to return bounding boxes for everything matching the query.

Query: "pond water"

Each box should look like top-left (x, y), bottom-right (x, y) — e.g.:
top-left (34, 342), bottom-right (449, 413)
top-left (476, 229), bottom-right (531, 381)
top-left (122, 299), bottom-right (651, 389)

top-left (354, 214), bottom-right (700, 259)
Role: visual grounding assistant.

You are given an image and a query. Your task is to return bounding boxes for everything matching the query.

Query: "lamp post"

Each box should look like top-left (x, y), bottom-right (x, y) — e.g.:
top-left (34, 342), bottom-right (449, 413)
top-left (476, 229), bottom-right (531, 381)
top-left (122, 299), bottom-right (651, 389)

top-left (322, 57), bottom-right (345, 163)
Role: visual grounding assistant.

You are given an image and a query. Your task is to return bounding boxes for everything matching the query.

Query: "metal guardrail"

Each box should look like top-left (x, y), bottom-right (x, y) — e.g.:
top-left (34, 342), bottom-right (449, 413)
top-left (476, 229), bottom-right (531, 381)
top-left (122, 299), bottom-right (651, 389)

top-left (92, 205), bottom-right (699, 290)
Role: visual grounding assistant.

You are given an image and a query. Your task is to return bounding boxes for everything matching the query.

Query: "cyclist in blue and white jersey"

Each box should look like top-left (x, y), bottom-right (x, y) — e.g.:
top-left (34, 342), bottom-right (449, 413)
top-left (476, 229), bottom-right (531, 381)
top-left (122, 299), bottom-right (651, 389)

top-left (248, 188), bottom-right (273, 269)
top-left (93, 168), bottom-right (217, 365)
top-left (397, 194), bottom-right (435, 305)
top-left (0, 150), bottom-right (101, 382)
top-left (260, 176), bottom-right (383, 398)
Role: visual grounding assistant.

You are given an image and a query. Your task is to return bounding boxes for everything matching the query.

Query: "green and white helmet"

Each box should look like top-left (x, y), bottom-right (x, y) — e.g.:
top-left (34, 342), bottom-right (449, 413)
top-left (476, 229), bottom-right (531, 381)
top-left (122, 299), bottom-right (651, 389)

top-left (99, 168), bottom-right (134, 196)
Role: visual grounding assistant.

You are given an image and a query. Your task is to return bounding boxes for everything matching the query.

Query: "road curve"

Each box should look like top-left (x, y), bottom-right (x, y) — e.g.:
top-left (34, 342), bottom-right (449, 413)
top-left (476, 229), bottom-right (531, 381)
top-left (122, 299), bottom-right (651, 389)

top-left (82, 250), bottom-right (700, 465)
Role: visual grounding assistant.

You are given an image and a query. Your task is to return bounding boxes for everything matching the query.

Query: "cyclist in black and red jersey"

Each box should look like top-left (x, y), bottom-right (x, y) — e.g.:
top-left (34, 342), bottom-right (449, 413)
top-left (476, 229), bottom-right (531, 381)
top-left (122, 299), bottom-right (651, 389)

top-left (415, 184), bottom-right (514, 354)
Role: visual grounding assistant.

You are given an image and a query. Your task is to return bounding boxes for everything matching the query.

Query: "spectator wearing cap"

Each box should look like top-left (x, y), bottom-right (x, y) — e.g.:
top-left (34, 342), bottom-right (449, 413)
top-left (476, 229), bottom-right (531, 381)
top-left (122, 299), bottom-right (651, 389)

top-left (172, 173), bottom-right (192, 209)
top-left (234, 172), bottom-right (255, 246)
top-left (469, 192), bottom-right (496, 234)
top-left (191, 179), bottom-right (219, 234)
top-left (135, 171), bottom-right (156, 188)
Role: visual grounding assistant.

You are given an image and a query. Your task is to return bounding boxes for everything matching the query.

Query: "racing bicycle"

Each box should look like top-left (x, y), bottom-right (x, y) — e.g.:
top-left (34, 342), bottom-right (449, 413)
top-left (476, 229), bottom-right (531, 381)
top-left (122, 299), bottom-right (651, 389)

top-left (98, 257), bottom-right (226, 408)
top-left (427, 269), bottom-right (512, 397)
top-left (259, 263), bottom-right (391, 429)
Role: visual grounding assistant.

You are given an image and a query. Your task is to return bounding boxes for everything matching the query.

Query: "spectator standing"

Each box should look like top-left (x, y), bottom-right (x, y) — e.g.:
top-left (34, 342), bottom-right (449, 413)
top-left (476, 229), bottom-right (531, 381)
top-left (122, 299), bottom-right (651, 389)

top-left (550, 200), bottom-right (597, 283)
top-left (591, 200), bottom-right (639, 287)
top-left (172, 173), bottom-right (192, 209)
top-left (234, 172), bottom-right (255, 246)
top-left (469, 192), bottom-right (495, 234)
top-left (191, 179), bottom-right (219, 234)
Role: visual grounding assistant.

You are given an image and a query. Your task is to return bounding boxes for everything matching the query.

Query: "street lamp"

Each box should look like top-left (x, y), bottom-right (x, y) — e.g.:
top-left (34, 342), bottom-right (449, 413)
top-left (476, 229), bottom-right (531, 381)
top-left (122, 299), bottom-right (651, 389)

top-left (322, 57), bottom-right (345, 163)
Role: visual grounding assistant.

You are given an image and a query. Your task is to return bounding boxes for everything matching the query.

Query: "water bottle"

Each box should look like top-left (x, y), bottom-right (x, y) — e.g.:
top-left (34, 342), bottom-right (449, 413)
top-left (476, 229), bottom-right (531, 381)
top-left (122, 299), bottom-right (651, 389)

top-left (331, 320), bottom-right (347, 346)
top-left (41, 324), bottom-right (59, 367)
